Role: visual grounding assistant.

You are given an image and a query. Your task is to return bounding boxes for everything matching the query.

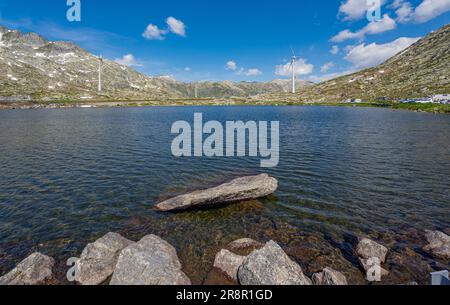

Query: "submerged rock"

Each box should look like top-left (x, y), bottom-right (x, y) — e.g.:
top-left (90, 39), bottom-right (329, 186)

top-left (213, 249), bottom-right (246, 282)
top-left (155, 174), bottom-right (278, 212)
top-left (423, 230), bottom-right (450, 259)
top-left (110, 235), bottom-right (191, 285)
top-left (356, 238), bottom-right (389, 262)
top-left (228, 238), bottom-right (264, 252)
top-left (0, 252), bottom-right (54, 285)
top-left (238, 241), bottom-right (312, 285)
top-left (312, 267), bottom-right (348, 285)
top-left (75, 232), bottom-right (134, 285)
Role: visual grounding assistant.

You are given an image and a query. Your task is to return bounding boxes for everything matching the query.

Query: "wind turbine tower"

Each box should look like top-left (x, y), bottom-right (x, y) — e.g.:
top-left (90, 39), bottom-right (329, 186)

top-left (98, 55), bottom-right (103, 92)
top-left (290, 48), bottom-right (298, 94)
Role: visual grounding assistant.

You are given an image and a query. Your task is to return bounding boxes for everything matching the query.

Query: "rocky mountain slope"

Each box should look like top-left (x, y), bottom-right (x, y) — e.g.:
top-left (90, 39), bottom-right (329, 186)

top-left (256, 24), bottom-right (450, 103)
top-left (0, 26), bottom-right (312, 101)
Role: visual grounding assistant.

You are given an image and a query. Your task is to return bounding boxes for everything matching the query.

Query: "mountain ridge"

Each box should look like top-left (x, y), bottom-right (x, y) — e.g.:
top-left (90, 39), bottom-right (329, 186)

top-left (0, 26), bottom-right (312, 101)
top-left (256, 24), bottom-right (450, 103)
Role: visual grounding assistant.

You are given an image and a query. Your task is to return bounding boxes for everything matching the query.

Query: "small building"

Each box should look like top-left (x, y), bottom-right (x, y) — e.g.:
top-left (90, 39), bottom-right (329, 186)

top-left (432, 94), bottom-right (450, 104)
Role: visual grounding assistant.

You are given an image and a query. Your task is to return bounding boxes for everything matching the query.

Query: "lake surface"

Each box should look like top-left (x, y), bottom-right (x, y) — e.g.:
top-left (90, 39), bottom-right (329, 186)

top-left (0, 106), bottom-right (449, 284)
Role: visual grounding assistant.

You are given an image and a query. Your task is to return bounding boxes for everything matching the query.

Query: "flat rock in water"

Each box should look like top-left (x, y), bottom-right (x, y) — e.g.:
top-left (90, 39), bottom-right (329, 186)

top-left (238, 241), bottom-right (312, 285)
top-left (356, 238), bottom-right (389, 262)
top-left (110, 235), bottom-right (191, 285)
top-left (423, 230), bottom-right (450, 259)
top-left (312, 267), bottom-right (348, 285)
top-left (75, 232), bottom-right (134, 285)
top-left (213, 249), bottom-right (246, 282)
top-left (0, 252), bottom-right (54, 285)
top-left (155, 174), bottom-right (278, 212)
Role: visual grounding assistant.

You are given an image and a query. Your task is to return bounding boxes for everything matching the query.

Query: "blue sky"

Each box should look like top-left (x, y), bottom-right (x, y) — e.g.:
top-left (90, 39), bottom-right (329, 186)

top-left (1, 0), bottom-right (449, 82)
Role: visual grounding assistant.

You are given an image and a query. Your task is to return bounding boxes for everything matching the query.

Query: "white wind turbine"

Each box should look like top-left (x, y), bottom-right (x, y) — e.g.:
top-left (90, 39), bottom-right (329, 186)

top-left (290, 47), bottom-right (298, 94)
top-left (98, 55), bottom-right (103, 92)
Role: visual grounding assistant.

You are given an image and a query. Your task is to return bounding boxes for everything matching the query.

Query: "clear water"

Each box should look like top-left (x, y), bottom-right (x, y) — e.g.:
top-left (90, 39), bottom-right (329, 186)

top-left (0, 106), bottom-right (449, 284)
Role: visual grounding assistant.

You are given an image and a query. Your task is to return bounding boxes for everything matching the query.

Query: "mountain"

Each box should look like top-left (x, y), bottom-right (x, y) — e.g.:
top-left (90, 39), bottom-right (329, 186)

top-left (256, 24), bottom-right (450, 103)
top-left (0, 26), bottom-right (312, 101)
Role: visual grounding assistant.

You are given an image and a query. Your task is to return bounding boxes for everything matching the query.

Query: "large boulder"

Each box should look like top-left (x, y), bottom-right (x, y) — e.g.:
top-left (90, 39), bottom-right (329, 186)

top-left (238, 241), bottom-right (312, 285)
top-left (75, 232), bottom-right (134, 285)
top-left (0, 252), bottom-right (54, 285)
top-left (155, 174), bottom-right (278, 212)
top-left (213, 249), bottom-right (246, 282)
top-left (110, 235), bottom-right (191, 285)
top-left (423, 230), bottom-right (450, 259)
top-left (356, 238), bottom-right (388, 262)
top-left (312, 268), bottom-right (348, 285)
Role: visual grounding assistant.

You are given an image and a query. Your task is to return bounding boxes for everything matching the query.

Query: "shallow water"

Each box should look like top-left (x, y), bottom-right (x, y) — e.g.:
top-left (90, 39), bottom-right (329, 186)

top-left (0, 106), bottom-right (449, 284)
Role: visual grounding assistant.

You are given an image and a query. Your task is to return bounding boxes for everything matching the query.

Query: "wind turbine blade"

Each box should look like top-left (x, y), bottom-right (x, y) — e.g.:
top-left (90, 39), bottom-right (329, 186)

top-left (290, 46), bottom-right (295, 56)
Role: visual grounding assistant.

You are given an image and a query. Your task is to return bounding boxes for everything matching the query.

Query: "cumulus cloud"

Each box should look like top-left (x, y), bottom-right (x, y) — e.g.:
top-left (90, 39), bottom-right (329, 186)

top-left (166, 17), bottom-right (186, 37)
top-left (320, 62), bottom-right (335, 73)
top-left (114, 54), bottom-right (142, 67)
top-left (338, 0), bottom-right (387, 20)
top-left (390, 0), bottom-right (414, 23)
top-left (331, 14), bottom-right (397, 42)
top-left (142, 17), bottom-right (186, 40)
top-left (225, 60), bottom-right (238, 71)
top-left (275, 59), bottom-right (314, 76)
top-left (330, 45), bottom-right (340, 55)
top-left (412, 0), bottom-right (450, 23)
top-left (344, 36), bottom-right (421, 68)
top-left (142, 24), bottom-right (167, 40)
top-left (226, 61), bottom-right (262, 77)
top-left (240, 68), bottom-right (263, 76)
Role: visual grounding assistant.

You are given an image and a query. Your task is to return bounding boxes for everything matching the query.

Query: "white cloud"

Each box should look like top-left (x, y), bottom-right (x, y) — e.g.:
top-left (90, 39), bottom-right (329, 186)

top-left (275, 59), bottom-right (314, 76)
top-left (320, 62), bottom-right (335, 73)
top-left (331, 14), bottom-right (396, 42)
top-left (330, 45), bottom-right (340, 55)
top-left (344, 36), bottom-right (421, 68)
top-left (166, 17), bottom-right (186, 37)
top-left (225, 60), bottom-right (238, 71)
top-left (142, 24), bottom-right (167, 40)
top-left (390, 0), bottom-right (414, 23)
top-left (114, 54), bottom-right (142, 67)
top-left (226, 61), bottom-right (262, 77)
top-left (184, 67), bottom-right (192, 72)
top-left (338, 0), bottom-right (387, 20)
top-left (413, 0), bottom-right (450, 23)
top-left (390, 0), bottom-right (450, 23)
top-left (236, 67), bottom-right (263, 76)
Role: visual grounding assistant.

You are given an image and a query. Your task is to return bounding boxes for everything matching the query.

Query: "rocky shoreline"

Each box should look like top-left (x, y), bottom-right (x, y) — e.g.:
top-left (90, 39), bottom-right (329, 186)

top-left (0, 230), bottom-right (448, 286)
top-left (0, 174), bottom-right (448, 285)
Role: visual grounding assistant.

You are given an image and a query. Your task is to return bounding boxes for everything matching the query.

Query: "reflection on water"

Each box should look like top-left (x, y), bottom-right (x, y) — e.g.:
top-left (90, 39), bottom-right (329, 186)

top-left (0, 106), bottom-right (449, 284)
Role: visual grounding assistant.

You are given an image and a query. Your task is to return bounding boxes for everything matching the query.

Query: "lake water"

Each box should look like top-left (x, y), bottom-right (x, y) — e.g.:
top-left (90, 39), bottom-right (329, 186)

top-left (0, 106), bottom-right (449, 284)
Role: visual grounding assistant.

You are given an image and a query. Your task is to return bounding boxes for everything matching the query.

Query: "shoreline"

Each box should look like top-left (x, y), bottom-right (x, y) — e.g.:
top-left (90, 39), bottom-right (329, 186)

top-left (1, 99), bottom-right (449, 114)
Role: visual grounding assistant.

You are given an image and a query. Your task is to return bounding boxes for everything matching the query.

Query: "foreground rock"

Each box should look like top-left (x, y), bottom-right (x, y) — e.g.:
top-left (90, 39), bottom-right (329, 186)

top-left (0, 253), bottom-right (54, 285)
top-left (156, 174), bottom-right (278, 212)
top-left (110, 235), bottom-right (191, 285)
top-left (312, 268), bottom-right (348, 285)
top-left (423, 230), bottom-right (450, 259)
top-left (214, 249), bottom-right (246, 282)
top-left (75, 232), bottom-right (134, 285)
top-left (356, 238), bottom-right (389, 282)
top-left (238, 241), bottom-right (312, 285)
